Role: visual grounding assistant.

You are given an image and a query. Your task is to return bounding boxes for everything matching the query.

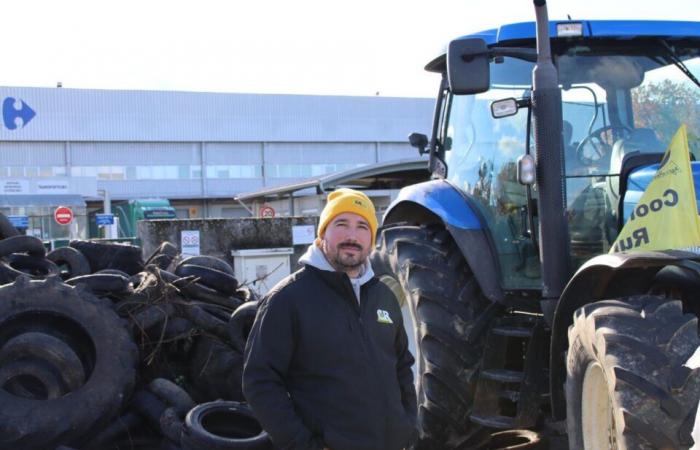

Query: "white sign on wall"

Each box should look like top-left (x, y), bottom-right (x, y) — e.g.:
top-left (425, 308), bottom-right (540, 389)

top-left (292, 225), bottom-right (316, 245)
top-left (2, 180), bottom-right (29, 194)
top-left (181, 230), bottom-right (200, 256)
top-left (37, 181), bottom-right (69, 194)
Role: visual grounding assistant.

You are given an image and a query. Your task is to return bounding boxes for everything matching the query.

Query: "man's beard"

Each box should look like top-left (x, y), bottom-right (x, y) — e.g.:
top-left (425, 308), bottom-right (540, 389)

top-left (330, 242), bottom-right (366, 271)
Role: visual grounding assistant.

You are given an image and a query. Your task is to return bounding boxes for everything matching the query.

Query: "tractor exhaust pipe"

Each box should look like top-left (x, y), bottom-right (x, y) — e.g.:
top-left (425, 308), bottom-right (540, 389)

top-left (531, 0), bottom-right (570, 299)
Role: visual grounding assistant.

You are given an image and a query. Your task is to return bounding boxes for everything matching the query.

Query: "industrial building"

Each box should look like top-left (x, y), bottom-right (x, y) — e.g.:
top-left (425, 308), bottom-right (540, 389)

top-left (0, 87), bottom-right (433, 240)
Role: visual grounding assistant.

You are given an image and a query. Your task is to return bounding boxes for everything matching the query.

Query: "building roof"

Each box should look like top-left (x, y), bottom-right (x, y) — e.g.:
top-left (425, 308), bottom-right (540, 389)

top-left (235, 158), bottom-right (430, 202)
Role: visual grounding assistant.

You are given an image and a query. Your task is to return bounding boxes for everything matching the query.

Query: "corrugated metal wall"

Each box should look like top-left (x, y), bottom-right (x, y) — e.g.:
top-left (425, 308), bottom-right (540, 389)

top-left (0, 87), bottom-right (433, 200)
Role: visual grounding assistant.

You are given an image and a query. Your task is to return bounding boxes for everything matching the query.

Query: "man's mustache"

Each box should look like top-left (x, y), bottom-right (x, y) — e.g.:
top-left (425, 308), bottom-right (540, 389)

top-left (338, 242), bottom-right (363, 251)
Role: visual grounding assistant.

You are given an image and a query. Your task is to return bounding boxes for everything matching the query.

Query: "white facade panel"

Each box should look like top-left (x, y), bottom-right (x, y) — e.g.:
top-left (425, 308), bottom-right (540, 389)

top-left (70, 142), bottom-right (200, 165)
top-left (265, 142), bottom-right (375, 164)
top-left (378, 143), bottom-right (418, 162)
top-left (0, 142), bottom-right (65, 165)
top-left (205, 179), bottom-right (264, 197)
top-left (205, 143), bottom-right (262, 164)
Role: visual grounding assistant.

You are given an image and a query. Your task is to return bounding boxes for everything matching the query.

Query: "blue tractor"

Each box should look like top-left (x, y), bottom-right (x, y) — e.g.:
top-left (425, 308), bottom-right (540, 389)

top-left (371, 1), bottom-right (700, 448)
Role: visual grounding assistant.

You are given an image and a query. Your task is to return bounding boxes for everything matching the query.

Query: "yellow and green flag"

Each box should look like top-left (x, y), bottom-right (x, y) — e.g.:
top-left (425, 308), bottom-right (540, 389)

top-left (611, 125), bottom-right (700, 253)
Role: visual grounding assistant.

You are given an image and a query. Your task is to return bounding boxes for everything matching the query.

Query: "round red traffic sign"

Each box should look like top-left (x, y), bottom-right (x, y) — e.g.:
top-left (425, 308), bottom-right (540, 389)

top-left (259, 206), bottom-right (275, 218)
top-left (54, 206), bottom-right (74, 225)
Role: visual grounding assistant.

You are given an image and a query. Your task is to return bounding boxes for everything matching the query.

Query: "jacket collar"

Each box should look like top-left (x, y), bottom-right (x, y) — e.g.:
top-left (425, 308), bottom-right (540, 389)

top-left (298, 242), bottom-right (374, 286)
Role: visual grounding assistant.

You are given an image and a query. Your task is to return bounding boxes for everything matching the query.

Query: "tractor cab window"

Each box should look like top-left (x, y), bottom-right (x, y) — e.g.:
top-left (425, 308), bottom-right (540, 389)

top-left (444, 57), bottom-right (540, 290)
top-left (558, 45), bottom-right (700, 268)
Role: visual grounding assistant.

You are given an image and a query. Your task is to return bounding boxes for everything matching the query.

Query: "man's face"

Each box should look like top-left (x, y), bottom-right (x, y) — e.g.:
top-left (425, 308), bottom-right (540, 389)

top-left (321, 212), bottom-right (373, 273)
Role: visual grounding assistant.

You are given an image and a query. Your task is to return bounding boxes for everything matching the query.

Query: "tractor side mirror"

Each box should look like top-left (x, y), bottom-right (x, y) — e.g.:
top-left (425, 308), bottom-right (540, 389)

top-left (408, 132), bottom-right (429, 155)
top-left (447, 38), bottom-right (490, 95)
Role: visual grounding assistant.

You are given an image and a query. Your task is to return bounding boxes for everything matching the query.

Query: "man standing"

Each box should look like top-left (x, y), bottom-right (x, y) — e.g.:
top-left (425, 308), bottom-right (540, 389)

top-left (243, 188), bottom-right (417, 450)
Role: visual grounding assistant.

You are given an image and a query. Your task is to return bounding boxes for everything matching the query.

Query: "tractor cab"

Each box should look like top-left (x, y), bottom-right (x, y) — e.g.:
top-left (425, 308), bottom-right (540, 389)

top-left (423, 21), bottom-right (700, 290)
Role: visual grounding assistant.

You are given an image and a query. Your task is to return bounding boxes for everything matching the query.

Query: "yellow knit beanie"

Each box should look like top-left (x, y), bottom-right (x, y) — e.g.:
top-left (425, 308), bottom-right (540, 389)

top-left (317, 188), bottom-right (378, 246)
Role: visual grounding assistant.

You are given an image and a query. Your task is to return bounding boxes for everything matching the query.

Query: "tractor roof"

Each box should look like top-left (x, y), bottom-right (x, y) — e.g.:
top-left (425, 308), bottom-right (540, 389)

top-left (426, 20), bottom-right (700, 71)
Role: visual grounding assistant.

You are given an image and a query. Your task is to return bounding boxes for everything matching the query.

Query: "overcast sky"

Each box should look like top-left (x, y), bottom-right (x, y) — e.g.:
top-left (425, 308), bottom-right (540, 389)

top-left (2, 0), bottom-right (699, 97)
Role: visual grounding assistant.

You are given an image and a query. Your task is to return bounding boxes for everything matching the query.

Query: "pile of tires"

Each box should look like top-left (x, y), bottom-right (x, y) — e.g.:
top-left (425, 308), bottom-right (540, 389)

top-left (0, 213), bottom-right (271, 450)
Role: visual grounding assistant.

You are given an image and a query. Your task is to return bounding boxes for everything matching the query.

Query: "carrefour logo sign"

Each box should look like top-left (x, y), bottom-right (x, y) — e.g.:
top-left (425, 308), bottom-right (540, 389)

top-left (2, 97), bottom-right (35, 130)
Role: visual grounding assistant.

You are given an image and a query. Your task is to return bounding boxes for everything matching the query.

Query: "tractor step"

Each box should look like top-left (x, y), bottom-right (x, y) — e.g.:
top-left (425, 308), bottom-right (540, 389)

top-left (471, 314), bottom-right (548, 429)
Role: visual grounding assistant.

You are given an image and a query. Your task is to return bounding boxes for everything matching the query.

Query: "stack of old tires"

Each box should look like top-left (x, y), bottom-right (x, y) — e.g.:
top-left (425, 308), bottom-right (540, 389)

top-left (0, 213), bottom-right (272, 450)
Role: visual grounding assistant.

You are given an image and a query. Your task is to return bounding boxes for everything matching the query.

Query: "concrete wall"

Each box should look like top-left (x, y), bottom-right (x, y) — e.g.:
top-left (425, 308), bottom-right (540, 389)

top-left (138, 216), bottom-right (319, 269)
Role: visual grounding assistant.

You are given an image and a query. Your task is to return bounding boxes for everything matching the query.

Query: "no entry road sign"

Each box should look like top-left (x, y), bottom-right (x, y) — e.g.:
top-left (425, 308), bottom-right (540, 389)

top-left (54, 206), bottom-right (74, 225)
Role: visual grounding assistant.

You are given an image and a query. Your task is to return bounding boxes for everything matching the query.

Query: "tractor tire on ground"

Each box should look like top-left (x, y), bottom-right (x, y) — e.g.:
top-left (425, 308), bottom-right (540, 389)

top-left (181, 401), bottom-right (273, 450)
top-left (371, 224), bottom-right (492, 449)
top-left (566, 295), bottom-right (700, 449)
top-left (0, 276), bottom-right (138, 449)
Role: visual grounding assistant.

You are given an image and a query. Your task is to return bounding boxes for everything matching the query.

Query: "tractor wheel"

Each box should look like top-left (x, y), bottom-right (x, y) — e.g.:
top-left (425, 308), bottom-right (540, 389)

top-left (371, 225), bottom-right (492, 449)
top-left (566, 295), bottom-right (700, 449)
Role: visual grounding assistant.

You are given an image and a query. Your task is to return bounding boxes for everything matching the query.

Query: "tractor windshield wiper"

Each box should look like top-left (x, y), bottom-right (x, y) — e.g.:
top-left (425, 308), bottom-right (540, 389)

top-left (659, 40), bottom-right (700, 89)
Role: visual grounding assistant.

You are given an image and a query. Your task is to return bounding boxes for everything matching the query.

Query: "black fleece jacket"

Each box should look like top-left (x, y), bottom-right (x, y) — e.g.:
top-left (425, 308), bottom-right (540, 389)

top-left (242, 265), bottom-right (417, 450)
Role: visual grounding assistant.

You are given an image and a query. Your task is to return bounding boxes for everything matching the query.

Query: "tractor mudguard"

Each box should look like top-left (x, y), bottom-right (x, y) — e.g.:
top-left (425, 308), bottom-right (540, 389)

top-left (383, 179), bottom-right (504, 302)
top-left (548, 249), bottom-right (700, 420)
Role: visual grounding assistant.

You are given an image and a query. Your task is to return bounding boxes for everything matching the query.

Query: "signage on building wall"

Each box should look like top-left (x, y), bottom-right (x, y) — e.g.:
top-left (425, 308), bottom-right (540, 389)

top-left (1, 180), bottom-right (29, 194)
top-left (54, 206), bottom-right (74, 225)
top-left (181, 230), bottom-right (200, 256)
top-left (259, 206), bottom-right (275, 218)
top-left (95, 214), bottom-right (115, 226)
top-left (292, 225), bottom-right (315, 245)
top-left (37, 181), bottom-right (69, 194)
top-left (8, 216), bottom-right (28, 229)
top-left (2, 97), bottom-right (35, 130)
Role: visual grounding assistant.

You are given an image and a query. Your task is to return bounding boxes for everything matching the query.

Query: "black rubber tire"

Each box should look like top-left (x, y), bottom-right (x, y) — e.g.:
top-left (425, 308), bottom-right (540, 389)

top-left (371, 224), bottom-right (492, 449)
top-left (0, 276), bottom-right (138, 448)
top-left (132, 389), bottom-right (169, 433)
top-left (148, 378), bottom-right (195, 416)
top-left (0, 235), bottom-right (45, 258)
top-left (0, 331), bottom-right (86, 393)
top-left (46, 246), bottom-right (91, 280)
top-left (188, 336), bottom-right (244, 402)
top-left (95, 268), bottom-right (131, 277)
top-left (178, 255), bottom-right (234, 276)
top-left (66, 272), bottom-right (132, 295)
top-left (0, 213), bottom-right (19, 240)
top-left (175, 264), bottom-right (239, 296)
top-left (227, 301), bottom-right (258, 354)
top-left (488, 429), bottom-right (546, 449)
top-left (566, 295), bottom-right (700, 449)
top-left (146, 242), bottom-right (179, 270)
top-left (69, 239), bottom-right (144, 275)
top-left (82, 412), bottom-right (143, 450)
top-left (181, 401), bottom-right (273, 450)
top-left (173, 276), bottom-right (242, 311)
top-left (0, 254), bottom-right (59, 282)
top-left (161, 406), bottom-right (185, 445)
top-left (0, 359), bottom-right (64, 400)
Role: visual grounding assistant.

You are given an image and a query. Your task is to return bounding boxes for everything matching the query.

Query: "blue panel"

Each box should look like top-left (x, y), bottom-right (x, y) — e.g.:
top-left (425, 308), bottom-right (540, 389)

top-left (8, 215), bottom-right (28, 228)
top-left (385, 180), bottom-right (482, 230)
top-left (457, 20), bottom-right (700, 46)
top-left (622, 161), bottom-right (700, 222)
top-left (95, 214), bottom-right (115, 225)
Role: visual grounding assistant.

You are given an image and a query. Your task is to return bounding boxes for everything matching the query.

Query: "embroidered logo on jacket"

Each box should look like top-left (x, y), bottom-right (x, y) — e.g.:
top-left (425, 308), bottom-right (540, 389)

top-left (376, 309), bottom-right (393, 324)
